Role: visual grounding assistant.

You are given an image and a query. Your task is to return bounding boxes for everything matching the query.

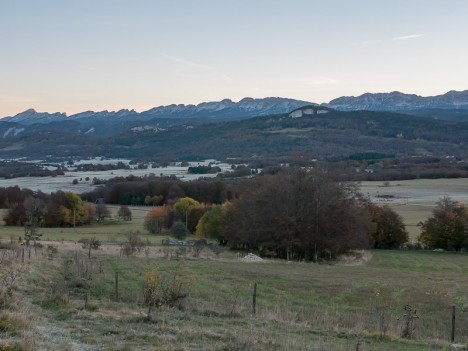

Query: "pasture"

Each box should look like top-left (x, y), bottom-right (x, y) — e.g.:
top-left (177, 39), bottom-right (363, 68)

top-left (1, 243), bottom-right (466, 350)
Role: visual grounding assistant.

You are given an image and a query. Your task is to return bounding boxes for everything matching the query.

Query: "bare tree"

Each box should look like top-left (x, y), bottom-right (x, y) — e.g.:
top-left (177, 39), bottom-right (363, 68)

top-left (95, 202), bottom-right (111, 222)
top-left (117, 205), bottom-right (132, 221)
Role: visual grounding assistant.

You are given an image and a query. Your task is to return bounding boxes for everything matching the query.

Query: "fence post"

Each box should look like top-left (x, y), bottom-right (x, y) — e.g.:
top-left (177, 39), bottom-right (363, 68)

top-left (451, 305), bottom-right (456, 342)
top-left (252, 282), bottom-right (257, 315)
top-left (115, 272), bottom-right (119, 301)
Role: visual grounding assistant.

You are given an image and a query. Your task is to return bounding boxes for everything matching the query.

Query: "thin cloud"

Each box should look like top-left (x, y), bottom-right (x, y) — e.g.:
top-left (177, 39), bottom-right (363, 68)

top-left (164, 54), bottom-right (212, 70)
top-left (392, 34), bottom-right (424, 41)
top-left (163, 54), bottom-right (232, 82)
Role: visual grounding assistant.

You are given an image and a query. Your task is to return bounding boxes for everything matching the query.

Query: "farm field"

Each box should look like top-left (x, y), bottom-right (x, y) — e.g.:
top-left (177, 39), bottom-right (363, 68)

top-left (0, 159), bottom-right (233, 194)
top-left (0, 206), bottom-right (154, 243)
top-left (0, 243), bottom-right (466, 350)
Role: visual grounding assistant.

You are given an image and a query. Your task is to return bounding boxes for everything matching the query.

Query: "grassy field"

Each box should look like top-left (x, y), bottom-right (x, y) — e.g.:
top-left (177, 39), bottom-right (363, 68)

top-left (1, 245), bottom-right (466, 350)
top-left (0, 206), bottom-right (166, 244)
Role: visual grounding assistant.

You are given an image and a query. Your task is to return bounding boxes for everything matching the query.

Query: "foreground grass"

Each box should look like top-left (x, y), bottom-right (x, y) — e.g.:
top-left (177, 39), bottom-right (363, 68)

top-left (3, 246), bottom-right (465, 351)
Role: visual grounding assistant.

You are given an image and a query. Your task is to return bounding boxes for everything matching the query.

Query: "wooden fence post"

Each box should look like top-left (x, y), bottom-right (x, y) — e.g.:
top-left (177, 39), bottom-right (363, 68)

top-left (252, 282), bottom-right (257, 315)
top-left (115, 272), bottom-right (119, 301)
top-left (451, 305), bottom-right (456, 342)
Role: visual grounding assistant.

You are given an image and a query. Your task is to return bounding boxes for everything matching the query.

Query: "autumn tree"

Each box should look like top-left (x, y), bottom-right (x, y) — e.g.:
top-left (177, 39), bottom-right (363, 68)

top-left (82, 202), bottom-right (96, 224)
top-left (65, 192), bottom-right (85, 229)
top-left (222, 168), bottom-right (371, 261)
top-left (173, 197), bottom-right (201, 225)
top-left (144, 195), bottom-right (163, 206)
top-left (3, 203), bottom-right (26, 226)
top-left (144, 205), bottom-right (173, 234)
top-left (369, 205), bottom-right (408, 249)
top-left (419, 197), bottom-right (468, 251)
top-left (117, 205), bottom-right (132, 221)
top-left (196, 205), bottom-right (225, 243)
top-left (186, 205), bottom-right (206, 233)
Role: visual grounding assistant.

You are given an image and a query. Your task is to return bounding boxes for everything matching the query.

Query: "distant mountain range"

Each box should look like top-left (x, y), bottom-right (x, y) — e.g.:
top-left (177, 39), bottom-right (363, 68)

top-left (327, 90), bottom-right (468, 111)
top-left (1, 105), bottom-right (467, 162)
top-left (2, 91), bottom-right (468, 128)
top-left (2, 97), bottom-right (313, 125)
top-left (0, 91), bottom-right (468, 162)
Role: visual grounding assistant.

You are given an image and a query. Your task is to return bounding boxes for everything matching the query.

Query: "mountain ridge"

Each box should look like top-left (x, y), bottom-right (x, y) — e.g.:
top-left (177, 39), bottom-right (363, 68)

top-left (2, 97), bottom-right (313, 125)
top-left (327, 90), bottom-right (468, 111)
top-left (3, 90), bottom-right (468, 125)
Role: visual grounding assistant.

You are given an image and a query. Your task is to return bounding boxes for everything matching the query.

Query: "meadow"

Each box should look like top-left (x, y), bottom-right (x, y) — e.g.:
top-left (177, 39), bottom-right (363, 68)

top-left (0, 241), bottom-right (466, 350)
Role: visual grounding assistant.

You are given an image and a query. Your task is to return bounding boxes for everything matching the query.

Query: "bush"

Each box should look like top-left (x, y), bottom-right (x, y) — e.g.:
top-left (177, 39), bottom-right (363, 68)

top-left (117, 205), bottom-right (132, 221)
top-left (171, 221), bottom-right (188, 240)
top-left (121, 231), bottom-right (145, 257)
top-left (78, 237), bottom-right (101, 250)
top-left (142, 264), bottom-right (196, 321)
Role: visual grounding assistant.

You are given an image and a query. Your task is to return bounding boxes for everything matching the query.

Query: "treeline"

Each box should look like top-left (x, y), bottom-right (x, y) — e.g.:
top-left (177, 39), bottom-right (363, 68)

top-left (187, 165), bottom-right (221, 174)
top-left (0, 186), bottom-right (97, 227)
top-left (81, 175), bottom-right (236, 206)
top-left (0, 161), bottom-right (65, 179)
top-left (74, 161), bottom-right (130, 172)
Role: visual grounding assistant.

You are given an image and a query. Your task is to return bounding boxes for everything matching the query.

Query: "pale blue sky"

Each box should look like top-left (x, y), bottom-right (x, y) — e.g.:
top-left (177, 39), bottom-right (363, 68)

top-left (1, 0), bottom-right (467, 116)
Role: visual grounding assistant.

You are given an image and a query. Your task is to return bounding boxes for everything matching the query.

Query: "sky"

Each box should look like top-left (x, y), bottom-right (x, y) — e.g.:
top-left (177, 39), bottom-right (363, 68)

top-left (1, 0), bottom-right (467, 117)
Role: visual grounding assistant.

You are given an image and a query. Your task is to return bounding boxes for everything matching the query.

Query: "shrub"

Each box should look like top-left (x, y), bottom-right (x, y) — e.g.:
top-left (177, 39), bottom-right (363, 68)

top-left (121, 231), bottom-right (145, 257)
top-left (170, 221), bottom-right (187, 240)
top-left (117, 205), bottom-right (132, 221)
top-left (142, 264), bottom-right (196, 321)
